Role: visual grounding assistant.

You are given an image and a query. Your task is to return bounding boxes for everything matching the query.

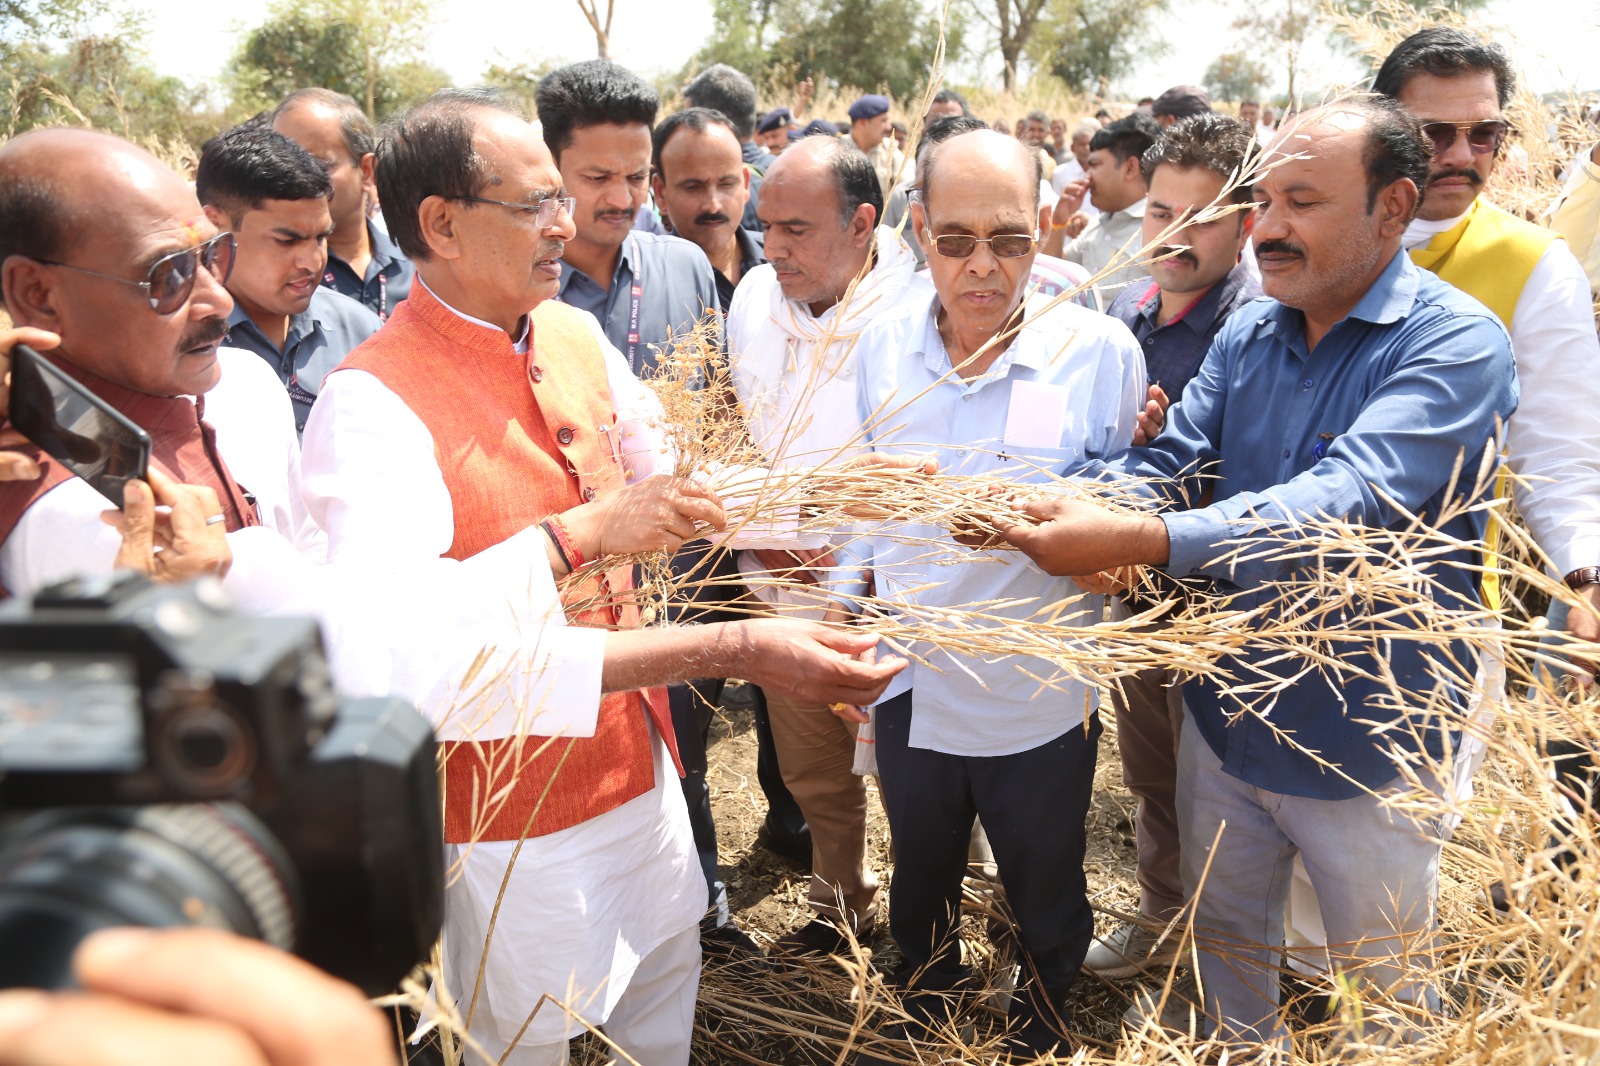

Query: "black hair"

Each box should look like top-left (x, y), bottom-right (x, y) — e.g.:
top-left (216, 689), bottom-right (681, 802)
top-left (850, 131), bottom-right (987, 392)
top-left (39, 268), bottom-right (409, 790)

top-left (1089, 113), bottom-right (1162, 164)
top-left (195, 125), bottom-right (332, 223)
top-left (652, 107), bottom-right (739, 179)
top-left (1024, 110), bottom-right (1049, 126)
top-left (376, 87), bottom-right (526, 261)
top-left (1372, 27), bottom-right (1515, 110)
top-left (1141, 112), bottom-right (1256, 204)
top-left (929, 88), bottom-right (970, 117)
top-left (1137, 97), bottom-right (1154, 106)
top-left (918, 125), bottom-right (1043, 211)
top-left (272, 87), bottom-right (376, 163)
top-left (682, 63), bottom-right (759, 141)
top-left (915, 114), bottom-right (987, 162)
top-left (1346, 95), bottom-right (1433, 215)
top-left (536, 59), bottom-right (659, 161)
top-left (1241, 99), bottom-right (1260, 108)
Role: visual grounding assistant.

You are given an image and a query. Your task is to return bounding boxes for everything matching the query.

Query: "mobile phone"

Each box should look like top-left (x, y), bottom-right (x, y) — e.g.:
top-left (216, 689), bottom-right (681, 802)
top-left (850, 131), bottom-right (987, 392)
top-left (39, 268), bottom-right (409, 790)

top-left (8, 344), bottom-right (152, 507)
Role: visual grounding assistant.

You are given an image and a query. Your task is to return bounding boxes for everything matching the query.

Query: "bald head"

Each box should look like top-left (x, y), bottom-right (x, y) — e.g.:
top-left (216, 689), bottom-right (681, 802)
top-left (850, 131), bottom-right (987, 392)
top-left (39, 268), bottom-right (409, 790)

top-left (764, 134), bottom-right (883, 229)
top-left (919, 129), bottom-right (1042, 213)
top-left (0, 129), bottom-right (195, 290)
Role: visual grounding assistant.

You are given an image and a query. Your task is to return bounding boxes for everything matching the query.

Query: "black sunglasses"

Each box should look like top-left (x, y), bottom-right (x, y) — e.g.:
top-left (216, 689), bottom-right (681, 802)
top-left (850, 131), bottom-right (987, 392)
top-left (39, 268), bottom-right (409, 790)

top-left (36, 232), bottom-right (236, 315)
top-left (1421, 120), bottom-right (1511, 157)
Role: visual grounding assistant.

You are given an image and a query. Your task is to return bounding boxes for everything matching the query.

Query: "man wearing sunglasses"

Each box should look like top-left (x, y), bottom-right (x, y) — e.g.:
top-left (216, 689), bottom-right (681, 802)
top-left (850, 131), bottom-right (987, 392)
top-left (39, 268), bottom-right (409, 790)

top-left (848, 128), bottom-right (1145, 1058)
top-left (196, 126), bottom-right (382, 437)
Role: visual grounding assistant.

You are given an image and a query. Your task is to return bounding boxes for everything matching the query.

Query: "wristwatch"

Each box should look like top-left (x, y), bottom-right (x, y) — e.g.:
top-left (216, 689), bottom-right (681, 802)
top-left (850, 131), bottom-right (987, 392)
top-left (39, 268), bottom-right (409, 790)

top-left (1563, 566), bottom-right (1600, 590)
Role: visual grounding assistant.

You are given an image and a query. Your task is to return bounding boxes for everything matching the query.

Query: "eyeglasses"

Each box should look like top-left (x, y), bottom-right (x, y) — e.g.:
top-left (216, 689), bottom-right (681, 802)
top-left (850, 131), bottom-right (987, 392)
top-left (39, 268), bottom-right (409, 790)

top-left (1420, 120), bottom-right (1511, 157)
top-left (930, 232), bottom-right (1039, 259)
top-left (35, 232), bottom-right (236, 315)
top-left (454, 195), bottom-right (577, 229)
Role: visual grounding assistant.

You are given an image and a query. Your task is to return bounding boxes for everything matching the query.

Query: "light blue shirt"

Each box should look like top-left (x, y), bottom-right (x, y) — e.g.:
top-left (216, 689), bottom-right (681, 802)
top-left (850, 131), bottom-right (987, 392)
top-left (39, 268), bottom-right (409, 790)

top-left (1084, 250), bottom-right (1518, 798)
top-left (852, 283), bottom-right (1146, 756)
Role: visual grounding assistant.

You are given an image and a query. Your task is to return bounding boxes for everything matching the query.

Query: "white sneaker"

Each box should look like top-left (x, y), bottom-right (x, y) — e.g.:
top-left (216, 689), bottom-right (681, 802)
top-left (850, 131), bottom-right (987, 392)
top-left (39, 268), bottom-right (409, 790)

top-left (1083, 918), bottom-right (1180, 980)
top-left (1122, 970), bottom-right (1205, 1038)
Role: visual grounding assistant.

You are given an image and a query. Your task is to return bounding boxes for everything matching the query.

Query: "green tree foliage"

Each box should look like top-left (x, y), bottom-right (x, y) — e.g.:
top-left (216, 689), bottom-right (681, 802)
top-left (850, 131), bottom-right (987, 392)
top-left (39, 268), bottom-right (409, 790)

top-left (1203, 49), bottom-right (1270, 102)
top-left (691, 0), bottom-right (957, 102)
top-left (1032, 0), bottom-right (1166, 97)
top-left (226, 0), bottom-right (448, 122)
top-left (0, 1), bottom-right (211, 144)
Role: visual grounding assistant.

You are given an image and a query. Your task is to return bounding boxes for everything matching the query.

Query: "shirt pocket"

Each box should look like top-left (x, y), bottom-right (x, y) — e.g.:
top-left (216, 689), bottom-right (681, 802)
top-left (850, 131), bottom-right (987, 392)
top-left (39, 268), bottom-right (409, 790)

top-left (999, 380), bottom-right (1083, 470)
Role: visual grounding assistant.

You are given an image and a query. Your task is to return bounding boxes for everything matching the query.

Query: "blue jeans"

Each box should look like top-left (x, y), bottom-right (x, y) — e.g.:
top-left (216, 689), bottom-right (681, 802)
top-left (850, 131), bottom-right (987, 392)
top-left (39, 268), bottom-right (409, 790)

top-left (1176, 710), bottom-right (1442, 1048)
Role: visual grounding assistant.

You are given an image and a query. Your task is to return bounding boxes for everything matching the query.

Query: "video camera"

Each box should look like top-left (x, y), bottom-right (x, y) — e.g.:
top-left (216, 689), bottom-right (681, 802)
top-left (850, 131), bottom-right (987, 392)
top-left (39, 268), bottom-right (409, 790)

top-left (0, 572), bottom-right (443, 995)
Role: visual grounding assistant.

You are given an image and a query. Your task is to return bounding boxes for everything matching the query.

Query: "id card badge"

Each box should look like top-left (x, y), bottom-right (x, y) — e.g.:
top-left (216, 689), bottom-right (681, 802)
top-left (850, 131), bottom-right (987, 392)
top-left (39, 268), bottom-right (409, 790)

top-left (1002, 380), bottom-right (1071, 450)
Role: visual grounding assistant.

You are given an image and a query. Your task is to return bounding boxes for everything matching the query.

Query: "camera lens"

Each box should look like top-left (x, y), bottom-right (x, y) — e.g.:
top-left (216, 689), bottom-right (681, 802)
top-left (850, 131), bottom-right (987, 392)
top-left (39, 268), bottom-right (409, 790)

top-left (0, 804), bottom-right (299, 990)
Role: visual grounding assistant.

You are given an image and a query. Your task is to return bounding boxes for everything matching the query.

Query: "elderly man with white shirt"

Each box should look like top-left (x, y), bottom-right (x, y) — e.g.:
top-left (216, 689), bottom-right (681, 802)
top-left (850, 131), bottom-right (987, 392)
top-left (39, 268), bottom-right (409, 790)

top-left (726, 134), bottom-right (921, 956)
top-left (849, 128), bottom-right (1145, 1058)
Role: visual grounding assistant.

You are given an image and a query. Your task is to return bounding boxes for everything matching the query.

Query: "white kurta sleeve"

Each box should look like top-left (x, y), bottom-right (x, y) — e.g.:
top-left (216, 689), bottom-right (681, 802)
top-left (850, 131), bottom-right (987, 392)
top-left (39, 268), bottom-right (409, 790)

top-left (1504, 240), bottom-right (1600, 578)
top-left (299, 368), bottom-right (605, 741)
top-left (594, 316), bottom-right (675, 484)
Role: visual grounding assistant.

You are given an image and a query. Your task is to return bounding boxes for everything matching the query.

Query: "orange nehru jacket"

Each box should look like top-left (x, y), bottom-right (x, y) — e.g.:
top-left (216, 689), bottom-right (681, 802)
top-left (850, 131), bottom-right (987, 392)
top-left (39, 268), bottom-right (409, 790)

top-left (339, 283), bottom-right (676, 844)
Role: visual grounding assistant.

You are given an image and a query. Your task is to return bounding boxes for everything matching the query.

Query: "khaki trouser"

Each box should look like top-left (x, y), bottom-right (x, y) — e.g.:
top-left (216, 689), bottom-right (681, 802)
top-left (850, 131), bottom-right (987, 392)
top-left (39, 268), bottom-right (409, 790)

top-left (1110, 660), bottom-right (1186, 923)
top-left (764, 688), bottom-right (880, 930)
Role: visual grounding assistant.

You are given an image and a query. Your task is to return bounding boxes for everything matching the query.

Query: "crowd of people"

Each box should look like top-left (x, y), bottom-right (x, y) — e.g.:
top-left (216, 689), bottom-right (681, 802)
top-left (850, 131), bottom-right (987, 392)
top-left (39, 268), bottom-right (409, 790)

top-left (1, 23), bottom-right (1599, 1066)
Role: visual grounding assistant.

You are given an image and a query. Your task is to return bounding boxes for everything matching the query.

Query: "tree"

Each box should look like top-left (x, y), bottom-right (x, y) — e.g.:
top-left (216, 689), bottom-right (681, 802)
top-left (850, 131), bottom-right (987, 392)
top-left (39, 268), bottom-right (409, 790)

top-left (689, 0), bottom-right (957, 103)
top-left (1033, 0), bottom-right (1166, 98)
top-left (1203, 49), bottom-right (1269, 103)
top-left (964, 0), bottom-right (1051, 93)
top-left (227, 0), bottom-right (446, 121)
top-left (1233, 0), bottom-right (1315, 111)
top-left (574, 0), bottom-right (614, 59)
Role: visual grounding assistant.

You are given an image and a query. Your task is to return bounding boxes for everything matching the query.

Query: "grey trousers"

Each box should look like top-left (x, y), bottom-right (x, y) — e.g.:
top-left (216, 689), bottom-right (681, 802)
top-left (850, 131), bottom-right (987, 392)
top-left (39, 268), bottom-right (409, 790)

top-left (1177, 710), bottom-right (1442, 1049)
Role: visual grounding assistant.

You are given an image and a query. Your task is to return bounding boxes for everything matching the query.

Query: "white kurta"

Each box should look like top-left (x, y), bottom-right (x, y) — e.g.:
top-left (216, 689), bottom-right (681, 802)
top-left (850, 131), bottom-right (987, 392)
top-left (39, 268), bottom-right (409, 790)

top-left (298, 298), bottom-right (703, 1052)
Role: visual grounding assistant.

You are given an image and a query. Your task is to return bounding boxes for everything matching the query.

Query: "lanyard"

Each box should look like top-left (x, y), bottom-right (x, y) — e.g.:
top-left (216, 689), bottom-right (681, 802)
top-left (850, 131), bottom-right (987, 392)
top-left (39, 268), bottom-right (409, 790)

top-left (323, 263), bottom-right (390, 322)
top-left (624, 236), bottom-right (643, 373)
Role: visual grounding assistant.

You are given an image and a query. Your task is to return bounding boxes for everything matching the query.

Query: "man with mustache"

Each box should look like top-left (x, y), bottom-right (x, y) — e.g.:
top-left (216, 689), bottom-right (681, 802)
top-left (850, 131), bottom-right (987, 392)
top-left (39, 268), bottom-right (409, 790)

top-left (651, 107), bottom-right (765, 315)
top-left (1270, 25), bottom-right (1600, 976)
top-left (542, 63), bottom-right (813, 953)
top-left (197, 125), bottom-right (381, 436)
top-left (1084, 111), bottom-right (1261, 984)
top-left (984, 98), bottom-right (1516, 1048)
top-left (538, 60), bottom-right (719, 377)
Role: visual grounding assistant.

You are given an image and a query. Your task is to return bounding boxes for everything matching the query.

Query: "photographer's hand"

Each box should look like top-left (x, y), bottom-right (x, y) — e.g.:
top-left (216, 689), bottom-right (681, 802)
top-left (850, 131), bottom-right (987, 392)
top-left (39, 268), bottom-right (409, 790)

top-left (0, 927), bottom-right (395, 1066)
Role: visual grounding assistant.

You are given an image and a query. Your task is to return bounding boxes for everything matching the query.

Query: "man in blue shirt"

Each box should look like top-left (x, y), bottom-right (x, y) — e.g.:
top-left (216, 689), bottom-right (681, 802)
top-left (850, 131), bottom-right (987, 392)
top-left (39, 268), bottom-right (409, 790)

top-left (1087, 112), bottom-right (1262, 981)
top-left (990, 98), bottom-right (1517, 1046)
top-left (271, 88), bottom-right (413, 321)
top-left (852, 128), bottom-right (1145, 1057)
top-left (539, 61), bottom-right (720, 378)
top-left (196, 126), bottom-right (381, 436)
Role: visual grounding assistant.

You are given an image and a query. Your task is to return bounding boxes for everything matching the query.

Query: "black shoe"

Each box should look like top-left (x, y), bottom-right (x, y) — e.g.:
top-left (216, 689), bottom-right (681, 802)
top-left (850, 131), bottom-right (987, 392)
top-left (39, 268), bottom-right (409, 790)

top-left (756, 819), bottom-right (813, 871)
top-left (1280, 969), bottom-right (1334, 1027)
top-left (700, 918), bottom-right (773, 979)
top-left (772, 918), bottom-right (867, 958)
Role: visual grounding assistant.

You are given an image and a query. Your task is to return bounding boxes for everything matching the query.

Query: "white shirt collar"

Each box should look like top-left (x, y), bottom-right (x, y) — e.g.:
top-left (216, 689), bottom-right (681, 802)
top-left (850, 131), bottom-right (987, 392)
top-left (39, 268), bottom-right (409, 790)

top-left (1403, 206), bottom-right (1473, 250)
top-left (418, 276), bottom-right (532, 353)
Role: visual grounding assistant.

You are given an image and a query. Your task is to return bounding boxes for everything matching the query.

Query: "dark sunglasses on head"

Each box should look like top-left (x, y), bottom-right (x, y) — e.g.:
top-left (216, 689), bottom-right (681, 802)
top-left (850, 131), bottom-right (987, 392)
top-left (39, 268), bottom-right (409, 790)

top-left (1421, 120), bottom-right (1511, 157)
top-left (35, 232), bottom-right (236, 315)
top-left (930, 232), bottom-right (1038, 259)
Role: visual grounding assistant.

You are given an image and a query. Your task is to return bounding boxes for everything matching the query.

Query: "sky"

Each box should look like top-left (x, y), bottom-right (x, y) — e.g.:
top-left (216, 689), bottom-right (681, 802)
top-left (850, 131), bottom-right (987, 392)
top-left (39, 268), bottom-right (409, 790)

top-left (138, 0), bottom-right (1594, 106)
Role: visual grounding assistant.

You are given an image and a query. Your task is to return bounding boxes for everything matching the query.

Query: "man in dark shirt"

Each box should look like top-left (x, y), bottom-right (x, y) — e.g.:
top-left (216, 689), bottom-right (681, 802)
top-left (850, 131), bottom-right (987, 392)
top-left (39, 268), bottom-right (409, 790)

top-left (196, 126), bottom-right (380, 435)
top-left (652, 108), bottom-right (766, 314)
top-left (271, 88), bottom-right (413, 321)
top-left (1083, 112), bottom-right (1261, 982)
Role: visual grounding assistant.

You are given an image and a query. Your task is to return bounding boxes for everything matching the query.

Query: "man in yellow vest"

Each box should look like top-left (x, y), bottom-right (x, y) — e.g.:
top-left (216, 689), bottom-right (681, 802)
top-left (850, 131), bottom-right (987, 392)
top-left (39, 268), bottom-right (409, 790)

top-left (1282, 27), bottom-right (1600, 998)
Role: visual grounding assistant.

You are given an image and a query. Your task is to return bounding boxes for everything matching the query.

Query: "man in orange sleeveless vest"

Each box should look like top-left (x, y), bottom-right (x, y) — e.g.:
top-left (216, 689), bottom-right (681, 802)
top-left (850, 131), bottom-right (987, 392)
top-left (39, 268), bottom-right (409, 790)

top-left (1283, 27), bottom-right (1600, 988)
top-left (299, 88), bottom-right (907, 1065)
